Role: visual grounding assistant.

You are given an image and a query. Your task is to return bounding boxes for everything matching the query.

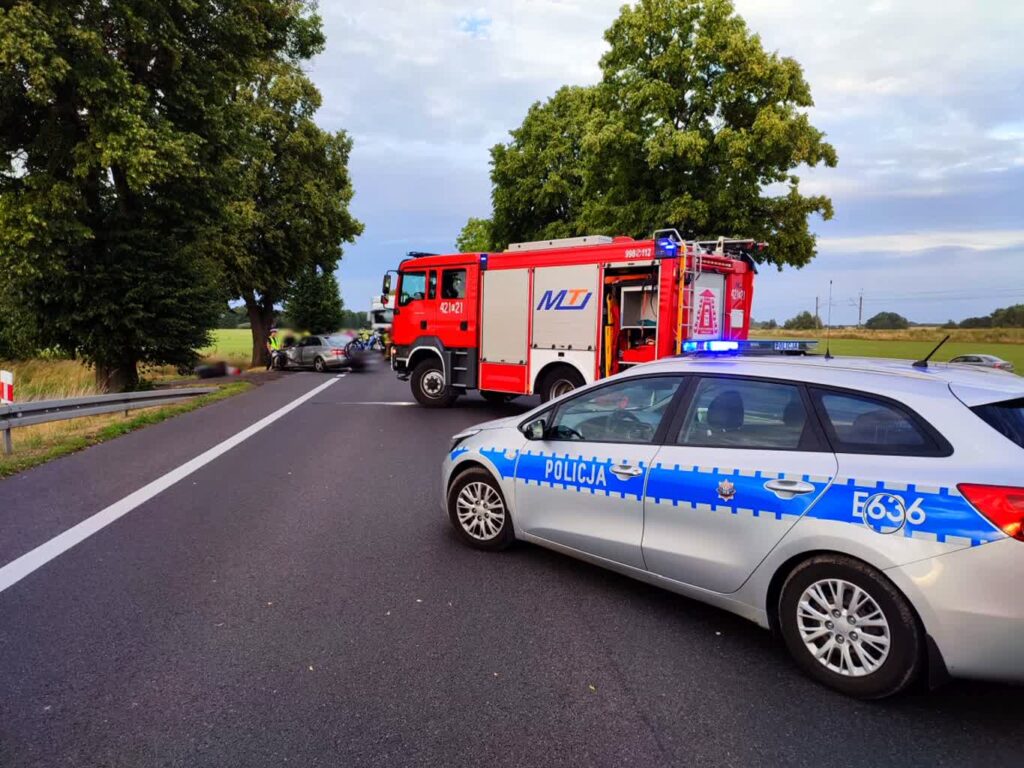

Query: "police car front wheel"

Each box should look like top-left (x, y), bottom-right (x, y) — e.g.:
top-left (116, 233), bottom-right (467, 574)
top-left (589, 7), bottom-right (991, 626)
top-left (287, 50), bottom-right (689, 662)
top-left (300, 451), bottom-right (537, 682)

top-left (447, 469), bottom-right (514, 551)
top-left (778, 554), bottom-right (924, 699)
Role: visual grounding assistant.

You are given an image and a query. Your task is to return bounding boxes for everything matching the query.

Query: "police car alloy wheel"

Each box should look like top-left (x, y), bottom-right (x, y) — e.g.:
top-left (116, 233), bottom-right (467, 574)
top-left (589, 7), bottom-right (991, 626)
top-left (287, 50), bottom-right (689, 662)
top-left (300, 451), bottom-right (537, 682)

top-left (412, 359), bottom-right (456, 408)
top-left (447, 468), bottom-right (514, 550)
top-left (778, 555), bottom-right (923, 699)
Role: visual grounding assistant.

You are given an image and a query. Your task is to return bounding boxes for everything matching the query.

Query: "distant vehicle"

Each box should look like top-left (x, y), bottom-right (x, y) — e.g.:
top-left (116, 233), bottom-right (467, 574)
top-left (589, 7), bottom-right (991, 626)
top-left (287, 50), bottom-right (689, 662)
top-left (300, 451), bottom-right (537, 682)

top-left (948, 354), bottom-right (1014, 372)
top-left (275, 334), bottom-right (363, 373)
top-left (368, 294), bottom-right (395, 333)
top-left (443, 348), bottom-right (1024, 699)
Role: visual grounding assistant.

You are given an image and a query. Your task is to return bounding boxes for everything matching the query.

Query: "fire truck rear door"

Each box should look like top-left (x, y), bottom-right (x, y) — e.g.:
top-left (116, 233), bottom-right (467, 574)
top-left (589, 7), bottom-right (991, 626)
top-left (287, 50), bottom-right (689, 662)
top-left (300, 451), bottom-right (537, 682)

top-left (480, 268), bottom-right (531, 393)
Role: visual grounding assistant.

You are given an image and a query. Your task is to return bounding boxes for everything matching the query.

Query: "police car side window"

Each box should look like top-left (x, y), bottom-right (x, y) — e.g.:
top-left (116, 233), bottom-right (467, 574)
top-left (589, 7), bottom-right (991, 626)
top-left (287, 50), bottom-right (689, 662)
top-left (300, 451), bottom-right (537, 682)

top-left (548, 377), bottom-right (681, 444)
top-left (677, 378), bottom-right (809, 450)
top-left (811, 390), bottom-right (941, 455)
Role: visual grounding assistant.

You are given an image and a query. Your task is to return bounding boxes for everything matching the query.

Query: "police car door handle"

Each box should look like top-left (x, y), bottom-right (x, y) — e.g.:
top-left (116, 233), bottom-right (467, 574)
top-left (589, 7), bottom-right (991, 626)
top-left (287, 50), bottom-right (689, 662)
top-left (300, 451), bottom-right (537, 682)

top-left (610, 464), bottom-right (643, 479)
top-left (763, 479), bottom-right (816, 499)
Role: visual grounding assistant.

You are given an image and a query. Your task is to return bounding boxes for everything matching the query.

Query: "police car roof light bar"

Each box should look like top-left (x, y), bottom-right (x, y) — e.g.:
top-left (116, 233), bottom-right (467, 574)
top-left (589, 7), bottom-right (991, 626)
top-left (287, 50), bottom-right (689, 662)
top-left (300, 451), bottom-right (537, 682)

top-left (680, 339), bottom-right (819, 357)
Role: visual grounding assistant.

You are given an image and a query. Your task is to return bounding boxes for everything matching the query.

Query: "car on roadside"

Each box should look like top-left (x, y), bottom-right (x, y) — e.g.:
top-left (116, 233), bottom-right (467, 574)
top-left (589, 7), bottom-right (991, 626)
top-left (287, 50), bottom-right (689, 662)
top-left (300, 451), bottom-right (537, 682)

top-left (948, 354), bottom-right (1014, 372)
top-left (276, 334), bottom-right (364, 373)
top-left (442, 352), bottom-right (1024, 699)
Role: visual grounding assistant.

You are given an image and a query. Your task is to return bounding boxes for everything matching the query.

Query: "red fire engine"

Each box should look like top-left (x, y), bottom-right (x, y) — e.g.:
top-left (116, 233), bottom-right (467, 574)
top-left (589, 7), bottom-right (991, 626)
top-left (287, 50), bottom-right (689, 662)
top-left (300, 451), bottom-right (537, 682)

top-left (383, 231), bottom-right (760, 407)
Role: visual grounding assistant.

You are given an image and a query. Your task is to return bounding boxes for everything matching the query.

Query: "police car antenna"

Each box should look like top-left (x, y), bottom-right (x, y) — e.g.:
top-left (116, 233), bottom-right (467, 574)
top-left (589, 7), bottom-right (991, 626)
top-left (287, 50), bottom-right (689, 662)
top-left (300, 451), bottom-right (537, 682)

top-left (913, 335), bottom-right (951, 368)
top-left (824, 280), bottom-right (834, 360)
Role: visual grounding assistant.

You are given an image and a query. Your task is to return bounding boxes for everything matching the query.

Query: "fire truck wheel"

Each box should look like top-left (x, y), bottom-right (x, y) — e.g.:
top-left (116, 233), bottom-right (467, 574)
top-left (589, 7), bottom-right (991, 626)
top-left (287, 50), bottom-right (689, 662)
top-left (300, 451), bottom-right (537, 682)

top-left (411, 359), bottom-right (457, 408)
top-left (539, 366), bottom-right (585, 403)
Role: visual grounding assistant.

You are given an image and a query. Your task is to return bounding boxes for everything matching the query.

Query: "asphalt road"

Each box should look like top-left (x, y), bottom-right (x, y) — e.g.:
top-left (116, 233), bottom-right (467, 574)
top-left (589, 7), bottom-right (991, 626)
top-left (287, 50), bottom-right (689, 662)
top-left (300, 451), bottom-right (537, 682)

top-left (0, 361), bottom-right (1020, 767)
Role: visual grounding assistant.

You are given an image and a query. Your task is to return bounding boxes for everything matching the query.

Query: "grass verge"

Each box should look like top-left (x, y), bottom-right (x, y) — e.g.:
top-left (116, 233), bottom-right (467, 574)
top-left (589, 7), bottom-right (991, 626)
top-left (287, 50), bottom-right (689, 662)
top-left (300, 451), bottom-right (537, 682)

top-left (0, 381), bottom-right (251, 480)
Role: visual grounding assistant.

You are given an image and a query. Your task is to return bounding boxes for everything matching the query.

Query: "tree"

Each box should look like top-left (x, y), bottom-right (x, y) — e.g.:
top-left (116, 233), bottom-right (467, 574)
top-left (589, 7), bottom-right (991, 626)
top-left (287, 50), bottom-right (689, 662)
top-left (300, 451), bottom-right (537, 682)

top-left (784, 311), bottom-right (821, 330)
top-left (455, 217), bottom-right (494, 252)
top-left (0, 1), bottom-right (322, 390)
top-left (487, 0), bottom-right (836, 268)
top-left (865, 311), bottom-right (910, 330)
top-left (284, 266), bottom-right (345, 334)
top-left (990, 304), bottom-right (1024, 328)
top-left (216, 61), bottom-right (362, 367)
top-left (490, 86), bottom-right (602, 249)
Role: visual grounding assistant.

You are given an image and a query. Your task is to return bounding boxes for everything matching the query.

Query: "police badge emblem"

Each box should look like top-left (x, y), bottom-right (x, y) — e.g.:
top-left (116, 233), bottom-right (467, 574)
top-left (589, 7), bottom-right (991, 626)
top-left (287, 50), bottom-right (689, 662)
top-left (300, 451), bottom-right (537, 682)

top-left (717, 479), bottom-right (737, 502)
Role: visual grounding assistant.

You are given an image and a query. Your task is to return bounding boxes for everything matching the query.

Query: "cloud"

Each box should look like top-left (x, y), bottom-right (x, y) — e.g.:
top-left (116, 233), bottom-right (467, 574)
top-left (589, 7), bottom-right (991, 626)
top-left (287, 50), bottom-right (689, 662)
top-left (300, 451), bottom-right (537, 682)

top-left (306, 1), bottom-right (1024, 321)
top-left (818, 229), bottom-right (1024, 254)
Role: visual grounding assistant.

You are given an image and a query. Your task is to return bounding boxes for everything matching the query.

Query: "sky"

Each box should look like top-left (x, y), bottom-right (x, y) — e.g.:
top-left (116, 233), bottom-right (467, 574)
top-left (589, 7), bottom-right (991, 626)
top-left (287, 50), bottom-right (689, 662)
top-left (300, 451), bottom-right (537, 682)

top-left (307, 0), bottom-right (1024, 325)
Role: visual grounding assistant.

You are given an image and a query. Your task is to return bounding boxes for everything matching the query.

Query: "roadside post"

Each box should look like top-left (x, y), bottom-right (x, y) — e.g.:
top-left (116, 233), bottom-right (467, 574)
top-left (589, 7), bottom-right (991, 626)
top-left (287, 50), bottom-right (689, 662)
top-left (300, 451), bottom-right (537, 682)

top-left (1, 370), bottom-right (13, 454)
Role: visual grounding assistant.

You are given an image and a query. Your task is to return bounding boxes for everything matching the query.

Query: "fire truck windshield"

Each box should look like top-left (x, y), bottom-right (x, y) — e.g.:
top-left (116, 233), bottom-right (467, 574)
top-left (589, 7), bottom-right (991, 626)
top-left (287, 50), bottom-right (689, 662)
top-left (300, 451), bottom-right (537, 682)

top-left (399, 271), bottom-right (426, 306)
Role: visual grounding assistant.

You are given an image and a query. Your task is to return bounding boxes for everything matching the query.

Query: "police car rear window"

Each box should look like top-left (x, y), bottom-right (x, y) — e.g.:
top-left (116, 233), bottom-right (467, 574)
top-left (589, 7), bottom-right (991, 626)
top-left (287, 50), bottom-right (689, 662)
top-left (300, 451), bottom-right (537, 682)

top-left (811, 389), bottom-right (948, 456)
top-left (972, 398), bottom-right (1024, 449)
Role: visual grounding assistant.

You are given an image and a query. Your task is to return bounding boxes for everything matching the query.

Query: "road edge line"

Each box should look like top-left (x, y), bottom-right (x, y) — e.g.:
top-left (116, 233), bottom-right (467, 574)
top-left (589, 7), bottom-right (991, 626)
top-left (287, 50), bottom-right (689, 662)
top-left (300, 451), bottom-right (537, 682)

top-left (0, 377), bottom-right (339, 594)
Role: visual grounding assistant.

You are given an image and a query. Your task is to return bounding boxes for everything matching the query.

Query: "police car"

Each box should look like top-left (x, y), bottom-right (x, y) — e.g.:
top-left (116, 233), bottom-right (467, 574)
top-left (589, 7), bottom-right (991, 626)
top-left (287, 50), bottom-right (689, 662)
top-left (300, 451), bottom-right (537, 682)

top-left (442, 348), bottom-right (1024, 698)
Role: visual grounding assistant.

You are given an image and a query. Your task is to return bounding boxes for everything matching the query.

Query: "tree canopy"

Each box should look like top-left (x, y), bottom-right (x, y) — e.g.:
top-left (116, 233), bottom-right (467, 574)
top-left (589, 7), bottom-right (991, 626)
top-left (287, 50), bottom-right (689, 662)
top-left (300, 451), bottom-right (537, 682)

top-left (864, 311), bottom-right (910, 330)
top-left (783, 311), bottom-right (821, 330)
top-left (455, 217), bottom-right (494, 253)
top-left (0, 1), bottom-right (358, 385)
top-left (284, 266), bottom-right (345, 334)
top-left (216, 60), bottom-right (362, 366)
top-left (480, 0), bottom-right (836, 268)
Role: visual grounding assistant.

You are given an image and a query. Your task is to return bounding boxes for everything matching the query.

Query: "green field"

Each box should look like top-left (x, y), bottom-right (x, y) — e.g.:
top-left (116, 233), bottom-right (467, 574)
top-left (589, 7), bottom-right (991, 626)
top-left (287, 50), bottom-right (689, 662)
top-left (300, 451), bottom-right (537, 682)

top-left (203, 329), bottom-right (255, 365)
top-left (750, 334), bottom-right (1023, 373)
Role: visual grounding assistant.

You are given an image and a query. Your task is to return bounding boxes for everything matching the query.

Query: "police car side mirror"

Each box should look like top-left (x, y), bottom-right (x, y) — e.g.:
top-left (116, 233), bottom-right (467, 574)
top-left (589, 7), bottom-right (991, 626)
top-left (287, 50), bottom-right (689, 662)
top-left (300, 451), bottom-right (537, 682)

top-left (522, 418), bottom-right (547, 441)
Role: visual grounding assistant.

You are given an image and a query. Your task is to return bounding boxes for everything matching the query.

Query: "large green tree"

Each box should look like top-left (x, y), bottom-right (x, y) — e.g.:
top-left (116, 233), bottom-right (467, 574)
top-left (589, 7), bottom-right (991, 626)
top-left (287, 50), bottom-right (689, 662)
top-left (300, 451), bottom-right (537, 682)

top-left (284, 266), bottom-right (345, 334)
top-left (0, 1), bottom-right (323, 389)
top-left (216, 61), bottom-right (362, 367)
top-left (488, 0), bottom-right (836, 268)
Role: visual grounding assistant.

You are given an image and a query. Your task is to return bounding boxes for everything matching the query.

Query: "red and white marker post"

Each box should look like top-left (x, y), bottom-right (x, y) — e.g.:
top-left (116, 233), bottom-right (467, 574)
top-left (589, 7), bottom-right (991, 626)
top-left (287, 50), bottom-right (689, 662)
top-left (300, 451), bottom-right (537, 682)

top-left (1, 369), bottom-right (13, 454)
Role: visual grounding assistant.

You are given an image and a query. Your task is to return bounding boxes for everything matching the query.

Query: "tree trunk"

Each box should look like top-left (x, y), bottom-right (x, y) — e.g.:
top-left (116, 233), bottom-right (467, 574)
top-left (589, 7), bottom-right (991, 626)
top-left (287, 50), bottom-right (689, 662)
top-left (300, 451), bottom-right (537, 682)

top-left (95, 357), bottom-right (140, 393)
top-left (245, 296), bottom-right (276, 368)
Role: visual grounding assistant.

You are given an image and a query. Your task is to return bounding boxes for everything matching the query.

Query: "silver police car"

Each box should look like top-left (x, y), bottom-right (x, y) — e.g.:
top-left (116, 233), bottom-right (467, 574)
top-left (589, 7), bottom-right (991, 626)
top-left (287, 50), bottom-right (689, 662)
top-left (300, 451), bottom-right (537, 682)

top-left (442, 354), bottom-right (1024, 698)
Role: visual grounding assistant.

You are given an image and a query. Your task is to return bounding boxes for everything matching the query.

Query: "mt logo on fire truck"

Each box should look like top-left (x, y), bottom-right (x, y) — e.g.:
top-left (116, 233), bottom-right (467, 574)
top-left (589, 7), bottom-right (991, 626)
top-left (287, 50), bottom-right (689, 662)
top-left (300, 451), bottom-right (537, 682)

top-left (385, 233), bottom-right (761, 407)
top-left (536, 289), bottom-right (593, 311)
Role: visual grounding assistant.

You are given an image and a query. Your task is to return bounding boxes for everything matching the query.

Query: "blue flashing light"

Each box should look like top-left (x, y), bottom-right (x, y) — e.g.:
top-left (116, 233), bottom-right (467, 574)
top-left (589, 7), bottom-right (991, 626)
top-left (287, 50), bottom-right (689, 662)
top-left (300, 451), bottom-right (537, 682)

top-left (655, 237), bottom-right (680, 258)
top-left (480, 253), bottom-right (489, 270)
top-left (682, 340), bottom-right (740, 354)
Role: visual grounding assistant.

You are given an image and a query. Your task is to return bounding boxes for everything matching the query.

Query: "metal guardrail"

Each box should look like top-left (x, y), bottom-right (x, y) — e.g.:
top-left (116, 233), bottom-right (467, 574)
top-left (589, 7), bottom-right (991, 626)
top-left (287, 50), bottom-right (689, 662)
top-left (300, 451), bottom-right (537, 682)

top-left (1, 387), bottom-right (218, 454)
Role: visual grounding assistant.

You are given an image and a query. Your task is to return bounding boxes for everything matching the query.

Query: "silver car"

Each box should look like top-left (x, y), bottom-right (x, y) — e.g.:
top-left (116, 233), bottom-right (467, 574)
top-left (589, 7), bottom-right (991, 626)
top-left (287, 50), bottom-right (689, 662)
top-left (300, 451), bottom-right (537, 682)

top-left (277, 334), bottom-right (363, 372)
top-left (949, 353), bottom-right (1015, 372)
top-left (442, 355), bottom-right (1024, 698)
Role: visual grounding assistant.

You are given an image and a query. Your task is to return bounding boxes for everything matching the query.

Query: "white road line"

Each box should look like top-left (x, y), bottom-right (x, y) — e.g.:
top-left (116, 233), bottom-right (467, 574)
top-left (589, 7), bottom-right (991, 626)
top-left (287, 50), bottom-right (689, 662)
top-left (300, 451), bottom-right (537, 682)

top-left (332, 401), bottom-right (416, 406)
top-left (0, 377), bottom-right (340, 595)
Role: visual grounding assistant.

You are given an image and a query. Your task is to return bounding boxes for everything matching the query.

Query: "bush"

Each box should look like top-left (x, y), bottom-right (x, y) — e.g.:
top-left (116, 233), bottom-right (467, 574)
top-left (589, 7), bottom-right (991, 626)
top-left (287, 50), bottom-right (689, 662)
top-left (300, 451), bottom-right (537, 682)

top-left (864, 311), bottom-right (910, 330)
top-left (783, 311), bottom-right (821, 331)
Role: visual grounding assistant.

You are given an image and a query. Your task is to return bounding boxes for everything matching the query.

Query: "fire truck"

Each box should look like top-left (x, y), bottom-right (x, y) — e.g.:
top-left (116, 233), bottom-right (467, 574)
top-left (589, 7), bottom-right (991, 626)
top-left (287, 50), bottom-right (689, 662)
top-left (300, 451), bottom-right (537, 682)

top-left (382, 231), bottom-right (760, 407)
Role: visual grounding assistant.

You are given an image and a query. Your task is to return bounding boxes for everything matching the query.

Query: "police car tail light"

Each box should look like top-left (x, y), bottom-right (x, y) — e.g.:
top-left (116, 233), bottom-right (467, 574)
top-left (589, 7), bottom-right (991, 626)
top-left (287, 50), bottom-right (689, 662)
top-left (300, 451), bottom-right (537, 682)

top-left (958, 484), bottom-right (1024, 542)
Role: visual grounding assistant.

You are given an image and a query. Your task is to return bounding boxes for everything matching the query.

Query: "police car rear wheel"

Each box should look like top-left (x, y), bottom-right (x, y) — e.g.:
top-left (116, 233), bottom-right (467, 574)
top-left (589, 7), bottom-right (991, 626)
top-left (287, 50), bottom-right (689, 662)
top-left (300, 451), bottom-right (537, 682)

top-left (447, 469), bottom-right (513, 551)
top-left (539, 367), bottom-right (585, 403)
top-left (412, 359), bottom-right (457, 408)
top-left (779, 555), bottom-right (923, 699)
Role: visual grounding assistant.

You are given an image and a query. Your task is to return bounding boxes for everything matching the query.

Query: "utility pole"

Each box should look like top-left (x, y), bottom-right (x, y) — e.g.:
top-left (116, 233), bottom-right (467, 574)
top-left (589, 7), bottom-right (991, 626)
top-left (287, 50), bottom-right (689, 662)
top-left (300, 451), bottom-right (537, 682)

top-left (858, 291), bottom-right (864, 327)
top-left (814, 296), bottom-right (820, 326)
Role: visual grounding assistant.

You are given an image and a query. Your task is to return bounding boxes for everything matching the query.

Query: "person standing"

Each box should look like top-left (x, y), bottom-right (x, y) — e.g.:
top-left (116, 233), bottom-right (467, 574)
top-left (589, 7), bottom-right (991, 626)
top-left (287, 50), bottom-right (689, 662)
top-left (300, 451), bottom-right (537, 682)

top-left (266, 327), bottom-right (281, 370)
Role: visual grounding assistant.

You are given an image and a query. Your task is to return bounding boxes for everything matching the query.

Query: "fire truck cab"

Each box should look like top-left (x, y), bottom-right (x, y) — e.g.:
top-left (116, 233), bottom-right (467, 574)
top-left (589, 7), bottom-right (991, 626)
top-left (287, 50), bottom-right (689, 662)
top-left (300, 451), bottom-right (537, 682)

top-left (384, 232), bottom-right (759, 407)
